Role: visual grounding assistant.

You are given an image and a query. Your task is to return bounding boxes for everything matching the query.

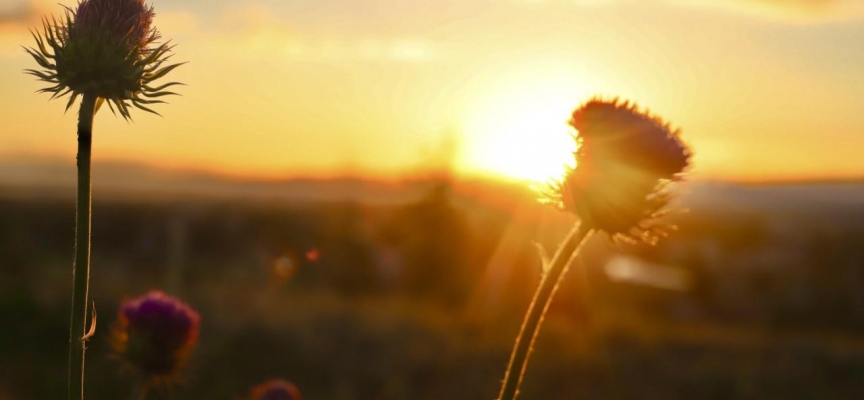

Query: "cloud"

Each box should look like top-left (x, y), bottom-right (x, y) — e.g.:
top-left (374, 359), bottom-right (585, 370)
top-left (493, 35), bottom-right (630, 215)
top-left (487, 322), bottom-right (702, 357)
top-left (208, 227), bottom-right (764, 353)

top-left (212, 3), bottom-right (440, 63)
top-left (223, 32), bottom-right (439, 63)
top-left (155, 11), bottom-right (200, 36)
top-left (516, 0), bottom-right (864, 21)
top-left (671, 0), bottom-right (864, 22)
top-left (0, 1), bottom-right (41, 27)
top-left (0, 1), bottom-right (49, 51)
top-left (1, 1), bottom-right (197, 55)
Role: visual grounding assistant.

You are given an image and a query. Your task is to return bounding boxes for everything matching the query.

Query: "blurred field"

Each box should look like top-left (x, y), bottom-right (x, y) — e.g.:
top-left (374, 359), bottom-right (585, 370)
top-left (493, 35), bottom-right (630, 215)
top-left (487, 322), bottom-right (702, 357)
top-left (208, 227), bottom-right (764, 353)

top-left (2, 168), bottom-right (864, 399)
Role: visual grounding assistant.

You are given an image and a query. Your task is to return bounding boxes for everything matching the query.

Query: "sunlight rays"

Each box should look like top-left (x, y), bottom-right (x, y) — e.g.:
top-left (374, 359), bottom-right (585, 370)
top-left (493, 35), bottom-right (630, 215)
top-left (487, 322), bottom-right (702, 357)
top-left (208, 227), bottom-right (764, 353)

top-left (460, 76), bottom-right (588, 183)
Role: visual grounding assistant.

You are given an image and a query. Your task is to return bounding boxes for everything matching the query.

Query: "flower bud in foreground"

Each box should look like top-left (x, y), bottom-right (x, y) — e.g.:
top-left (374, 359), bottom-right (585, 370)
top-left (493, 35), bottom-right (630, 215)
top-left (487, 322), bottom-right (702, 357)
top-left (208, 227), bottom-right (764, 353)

top-left (547, 98), bottom-right (691, 243)
top-left (24, 0), bottom-right (184, 119)
top-left (112, 291), bottom-right (200, 383)
top-left (250, 379), bottom-right (303, 400)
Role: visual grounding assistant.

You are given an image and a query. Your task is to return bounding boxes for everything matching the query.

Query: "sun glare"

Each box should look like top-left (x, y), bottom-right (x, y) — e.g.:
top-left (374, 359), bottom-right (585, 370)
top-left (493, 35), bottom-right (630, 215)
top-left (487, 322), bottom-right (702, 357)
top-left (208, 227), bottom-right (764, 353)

top-left (461, 86), bottom-right (579, 183)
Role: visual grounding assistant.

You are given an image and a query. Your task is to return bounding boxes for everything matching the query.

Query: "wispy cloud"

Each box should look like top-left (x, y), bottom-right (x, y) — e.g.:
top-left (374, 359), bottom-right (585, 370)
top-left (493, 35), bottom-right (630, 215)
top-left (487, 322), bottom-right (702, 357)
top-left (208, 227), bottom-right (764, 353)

top-left (515, 0), bottom-right (864, 21)
top-left (212, 3), bottom-right (440, 63)
top-left (155, 11), bottom-right (200, 36)
top-left (1, 1), bottom-right (199, 55)
top-left (0, 1), bottom-right (48, 51)
top-left (671, 0), bottom-right (864, 22)
top-left (0, 1), bottom-right (41, 28)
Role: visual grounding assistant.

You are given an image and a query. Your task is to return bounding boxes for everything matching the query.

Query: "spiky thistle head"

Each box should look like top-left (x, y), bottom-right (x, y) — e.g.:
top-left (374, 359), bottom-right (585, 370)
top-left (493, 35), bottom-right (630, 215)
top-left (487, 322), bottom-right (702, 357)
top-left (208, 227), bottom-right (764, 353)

top-left (249, 380), bottom-right (303, 400)
top-left (111, 291), bottom-right (200, 385)
top-left (23, 0), bottom-right (184, 120)
top-left (545, 98), bottom-right (691, 243)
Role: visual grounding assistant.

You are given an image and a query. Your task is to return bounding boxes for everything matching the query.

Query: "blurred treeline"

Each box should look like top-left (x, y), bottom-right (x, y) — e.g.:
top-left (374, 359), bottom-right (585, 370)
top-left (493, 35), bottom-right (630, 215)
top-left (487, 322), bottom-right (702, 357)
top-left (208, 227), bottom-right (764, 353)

top-left (2, 180), bottom-right (864, 399)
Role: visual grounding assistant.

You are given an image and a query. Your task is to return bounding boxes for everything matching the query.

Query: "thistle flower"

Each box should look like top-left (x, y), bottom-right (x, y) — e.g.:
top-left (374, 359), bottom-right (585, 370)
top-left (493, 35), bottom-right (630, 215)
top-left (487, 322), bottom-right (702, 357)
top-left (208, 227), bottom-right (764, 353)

top-left (23, 0), bottom-right (183, 119)
top-left (499, 97), bottom-right (692, 400)
top-left (112, 291), bottom-right (200, 384)
top-left (250, 380), bottom-right (302, 400)
top-left (547, 98), bottom-right (691, 243)
top-left (24, 3), bottom-right (184, 398)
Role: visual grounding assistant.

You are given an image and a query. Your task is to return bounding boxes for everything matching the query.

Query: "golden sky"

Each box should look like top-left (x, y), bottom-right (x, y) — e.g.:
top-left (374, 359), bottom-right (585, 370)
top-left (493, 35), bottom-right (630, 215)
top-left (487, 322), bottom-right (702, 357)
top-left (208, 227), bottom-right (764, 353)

top-left (1, 0), bottom-right (863, 183)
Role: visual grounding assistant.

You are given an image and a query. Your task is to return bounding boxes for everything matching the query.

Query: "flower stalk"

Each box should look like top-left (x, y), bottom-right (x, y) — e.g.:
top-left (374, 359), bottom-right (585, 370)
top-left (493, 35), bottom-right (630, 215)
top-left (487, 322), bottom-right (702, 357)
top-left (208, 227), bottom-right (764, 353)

top-left (69, 92), bottom-right (97, 400)
top-left (498, 97), bottom-right (691, 399)
top-left (24, 1), bottom-right (184, 397)
top-left (498, 224), bottom-right (592, 400)
top-left (129, 378), bottom-right (147, 400)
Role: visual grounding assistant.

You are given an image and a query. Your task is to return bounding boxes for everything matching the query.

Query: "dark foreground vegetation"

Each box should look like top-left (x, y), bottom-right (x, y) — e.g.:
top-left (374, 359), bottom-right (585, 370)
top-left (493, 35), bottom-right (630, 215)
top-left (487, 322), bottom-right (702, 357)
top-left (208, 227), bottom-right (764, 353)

top-left (2, 180), bottom-right (864, 399)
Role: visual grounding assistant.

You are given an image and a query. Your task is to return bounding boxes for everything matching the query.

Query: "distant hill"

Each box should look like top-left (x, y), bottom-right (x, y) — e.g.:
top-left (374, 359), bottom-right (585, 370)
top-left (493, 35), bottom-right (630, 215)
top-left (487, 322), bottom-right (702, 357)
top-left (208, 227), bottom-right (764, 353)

top-left (2, 156), bottom-right (863, 212)
top-left (681, 181), bottom-right (864, 212)
top-left (0, 156), bottom-right (498, 205)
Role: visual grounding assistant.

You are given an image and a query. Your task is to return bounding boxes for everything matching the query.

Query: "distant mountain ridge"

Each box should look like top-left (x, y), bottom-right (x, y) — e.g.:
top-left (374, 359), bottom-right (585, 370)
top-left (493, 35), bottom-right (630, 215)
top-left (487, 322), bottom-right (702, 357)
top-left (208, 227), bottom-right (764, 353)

top-left (0, 157), bottom-right (461, 204)
top-left (2, 157), bottom-right (864, 210)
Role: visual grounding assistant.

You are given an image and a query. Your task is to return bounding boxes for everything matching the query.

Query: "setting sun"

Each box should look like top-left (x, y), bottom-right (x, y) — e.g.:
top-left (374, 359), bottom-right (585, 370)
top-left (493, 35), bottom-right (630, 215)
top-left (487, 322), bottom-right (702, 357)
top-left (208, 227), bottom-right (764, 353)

top-left (460, 79), bottom-right (583, 183)
top-left (5, 0), bottom-right (864, 399)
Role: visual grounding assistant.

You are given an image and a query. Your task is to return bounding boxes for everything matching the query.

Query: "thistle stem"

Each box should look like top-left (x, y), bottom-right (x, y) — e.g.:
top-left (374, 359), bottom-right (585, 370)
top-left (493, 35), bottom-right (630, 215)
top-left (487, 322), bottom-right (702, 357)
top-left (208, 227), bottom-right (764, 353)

top-left (498, 223), bottom-right (593, 400)
top-left (129, 378), bottom-right (147, 400)
top-left (69, 93), bottom-right (97, 400)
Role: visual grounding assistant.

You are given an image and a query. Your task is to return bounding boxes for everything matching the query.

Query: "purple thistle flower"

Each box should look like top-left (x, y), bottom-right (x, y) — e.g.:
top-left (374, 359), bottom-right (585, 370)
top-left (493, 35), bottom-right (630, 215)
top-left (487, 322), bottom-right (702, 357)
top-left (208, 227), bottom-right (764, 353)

top-left (73, 0), bottom-right (159, 51)
top-left (112, 291), bottom-right (200, 382)
top-left (23, 0), bottom-right (184, 119)
top-left (250, 379), bottom-right (303, 400)
top-left (547, 98), bottom-right (692, 243)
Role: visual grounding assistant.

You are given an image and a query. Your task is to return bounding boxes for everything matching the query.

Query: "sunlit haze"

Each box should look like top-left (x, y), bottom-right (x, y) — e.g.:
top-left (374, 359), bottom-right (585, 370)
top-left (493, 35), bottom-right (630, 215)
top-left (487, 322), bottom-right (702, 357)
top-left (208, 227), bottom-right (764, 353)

top-left (5, 2), bottom-right (864, 398)
top-left (2, 0), bottom-right (864, 183)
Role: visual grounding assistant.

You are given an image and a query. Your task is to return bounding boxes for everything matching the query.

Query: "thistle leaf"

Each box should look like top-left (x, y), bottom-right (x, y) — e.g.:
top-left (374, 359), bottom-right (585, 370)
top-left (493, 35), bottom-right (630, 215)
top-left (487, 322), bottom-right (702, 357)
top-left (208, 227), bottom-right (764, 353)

top-left (141, 91), bottom-right (180, 98)
top-left (82, 302), bottom-right (97, 341)
top-left (144, 62), bottom-right (186, 82)
top-left (94, 97), bottom-right (105, 114)
top-left (51, 87), bottom-right (72, 100)
top-left (24, 69), bottom-right (57, 81)
top-left (532, 241), bottom-right (551, 273)
top-left (37, 84), bottom-right (64, 94)
top-left (64, 92), bottom-right (79, 114)
top-left (143, 82), bottom-right (185, 93)
top-left (29, 30), bottom-right (53, 59)
top-left (27, 50), bottom-right (54, 69)
top-left (106, 98), bottom-right (118, 117)
top-left (131, 97), bottom-right (166, 105)
top-left (131, 99), bottom-right (162, 117)
top-left (22, 48), bottom-right (55, 70)
top-left (137, 51), bottom-right (170, 73)
top-left (117, 100), bottom-right (133, 122)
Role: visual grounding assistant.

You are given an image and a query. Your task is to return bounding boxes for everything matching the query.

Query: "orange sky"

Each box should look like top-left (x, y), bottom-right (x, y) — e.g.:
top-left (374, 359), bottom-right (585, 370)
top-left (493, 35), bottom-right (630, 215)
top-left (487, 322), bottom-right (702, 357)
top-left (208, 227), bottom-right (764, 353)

top-left (1, 0), bottom-right (863, 183)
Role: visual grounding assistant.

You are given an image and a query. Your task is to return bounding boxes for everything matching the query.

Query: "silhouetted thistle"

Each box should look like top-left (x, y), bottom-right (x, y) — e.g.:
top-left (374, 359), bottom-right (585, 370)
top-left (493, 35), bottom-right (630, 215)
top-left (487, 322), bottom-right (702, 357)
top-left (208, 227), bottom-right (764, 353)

top-left (548, 98), bottom-right (691, 243)
top-left (112, 291), bottom-right (200, 390)
top-left (250, 380), bottom-right (303, 400)
top-left (499, 98), bottom-right (691, 400)
top-left (24, 0), bottom-right (184, 119)
top-left (23, 2), bottom-right (183, 399)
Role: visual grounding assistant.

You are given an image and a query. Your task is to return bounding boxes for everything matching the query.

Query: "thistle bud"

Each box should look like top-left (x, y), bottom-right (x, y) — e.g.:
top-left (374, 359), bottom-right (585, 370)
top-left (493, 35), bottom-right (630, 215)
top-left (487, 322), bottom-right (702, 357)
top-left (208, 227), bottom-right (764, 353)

top-left (24, 0), bottom-right (184, 119)
top-left (112, 291), bottom-right (200, 382)
top-left (74, 0), bottom-right (154, 49)
top-left (547, 98), bottom-right (691, 243)
top-left (250, 379), bottom-right (303, 400)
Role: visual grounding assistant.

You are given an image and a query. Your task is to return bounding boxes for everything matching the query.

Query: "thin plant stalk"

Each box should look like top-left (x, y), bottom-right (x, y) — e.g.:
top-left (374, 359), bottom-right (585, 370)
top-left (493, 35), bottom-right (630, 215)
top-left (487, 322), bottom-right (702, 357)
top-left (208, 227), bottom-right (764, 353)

top-left (25, 2), bottom-right (185, 396)
top-left (130, 378), bottom-right (147, 400)
top-left (69, 92), bottom-right (97, 400)
top-left (498, 223), bottom-right (593, 400)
